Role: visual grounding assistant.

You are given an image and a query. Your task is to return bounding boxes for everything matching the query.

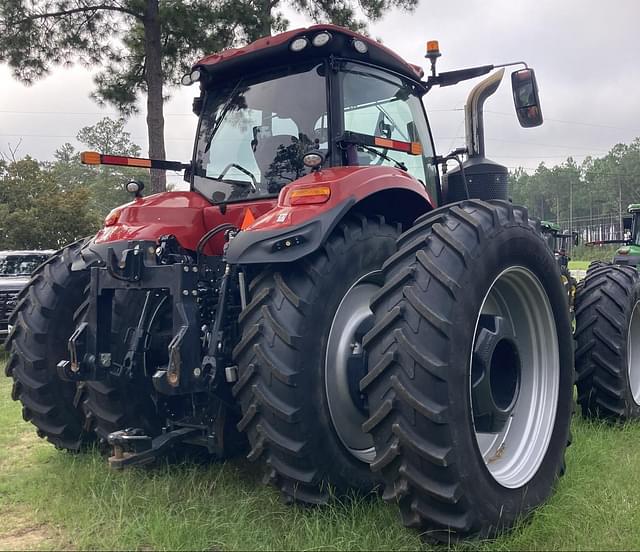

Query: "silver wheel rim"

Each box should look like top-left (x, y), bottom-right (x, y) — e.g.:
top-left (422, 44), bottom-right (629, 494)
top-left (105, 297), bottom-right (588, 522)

top-left (627, 301), bottom-right (640, 405)
top-left (471, 266), bottom-right (559, 488)
top-left (325, 271), bottom-right (380, 463)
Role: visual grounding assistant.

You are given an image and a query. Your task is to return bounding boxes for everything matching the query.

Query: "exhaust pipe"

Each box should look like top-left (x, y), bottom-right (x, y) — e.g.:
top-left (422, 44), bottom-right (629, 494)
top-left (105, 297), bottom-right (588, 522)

top-left (465, 68), bottom-right (505, 158)
top-left (443, 68), bottom-right (510, 204)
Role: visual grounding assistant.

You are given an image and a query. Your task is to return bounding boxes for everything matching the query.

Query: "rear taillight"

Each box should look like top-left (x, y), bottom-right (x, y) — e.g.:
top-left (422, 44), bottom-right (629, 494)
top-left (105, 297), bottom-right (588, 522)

top-left (289, 186), bottom-right (331, 206)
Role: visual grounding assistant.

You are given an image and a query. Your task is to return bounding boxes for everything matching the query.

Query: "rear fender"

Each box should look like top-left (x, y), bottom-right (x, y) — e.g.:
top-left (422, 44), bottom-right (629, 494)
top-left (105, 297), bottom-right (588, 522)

top-left (225, 166), bottom-right (433, 265)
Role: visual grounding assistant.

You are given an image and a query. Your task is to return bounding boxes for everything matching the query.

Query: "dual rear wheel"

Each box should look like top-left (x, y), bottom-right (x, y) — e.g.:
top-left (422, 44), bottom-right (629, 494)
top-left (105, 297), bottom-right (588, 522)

top-left (235, 202), bottom-right (573, 539)
top-left (233, 215), bottom-right (400, 503)
top-left (361, 200), bottom-right (573, 539)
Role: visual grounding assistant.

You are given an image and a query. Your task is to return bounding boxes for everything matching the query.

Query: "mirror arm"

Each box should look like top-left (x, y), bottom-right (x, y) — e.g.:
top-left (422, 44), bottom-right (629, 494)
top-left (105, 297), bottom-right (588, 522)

top-left (494, 60), bottom-right (529, 70)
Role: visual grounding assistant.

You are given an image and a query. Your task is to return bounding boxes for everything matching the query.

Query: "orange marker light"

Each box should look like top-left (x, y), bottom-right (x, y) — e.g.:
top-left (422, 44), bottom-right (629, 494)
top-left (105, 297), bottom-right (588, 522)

top-left (81, 151), bottom-right (101, 165)
top-left (104, 207), bottom-right (122, 227)
top-left (289, 186), bottom-right (331, 206)
top-left (410, 142), bottom-right (423, 155)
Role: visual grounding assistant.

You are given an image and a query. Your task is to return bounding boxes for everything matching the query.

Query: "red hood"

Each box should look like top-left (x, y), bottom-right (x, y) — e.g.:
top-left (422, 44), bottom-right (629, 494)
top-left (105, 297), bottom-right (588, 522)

top-left (94, 191), bottom-right (277, 255)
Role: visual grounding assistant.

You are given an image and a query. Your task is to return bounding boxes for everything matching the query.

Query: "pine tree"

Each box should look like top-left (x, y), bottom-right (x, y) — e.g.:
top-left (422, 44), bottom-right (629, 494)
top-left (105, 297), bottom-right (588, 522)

top-left (0, 0), bottom-right (418, 192)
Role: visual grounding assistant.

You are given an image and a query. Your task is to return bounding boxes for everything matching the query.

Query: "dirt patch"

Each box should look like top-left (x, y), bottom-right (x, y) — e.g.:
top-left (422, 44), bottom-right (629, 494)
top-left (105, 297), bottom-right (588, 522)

top-left (0, 507), bottom-right (66, 551)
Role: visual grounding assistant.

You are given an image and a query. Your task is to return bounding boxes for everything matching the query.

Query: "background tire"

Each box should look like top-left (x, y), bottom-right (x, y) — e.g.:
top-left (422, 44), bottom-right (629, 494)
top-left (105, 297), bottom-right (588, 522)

top-left (560, 265), bottom-right (577, 327)
top-left (5, 241), bottom-right (93, 450)
top-left (575, 262), bottom-right (640, 419)
top-left (233, 215), bottom-right (399, 504)
top-left (362, 200), bottom-right (573, 539)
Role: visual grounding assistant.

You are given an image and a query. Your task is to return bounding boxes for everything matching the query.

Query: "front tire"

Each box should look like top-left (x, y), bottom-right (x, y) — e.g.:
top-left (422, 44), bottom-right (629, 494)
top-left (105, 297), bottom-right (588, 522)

top-left (575, 262), bottom-right (640, 419)
top-left (233, 215), bottom-right (399, 504)
top-left (362, 200), bottom-right (573, 539)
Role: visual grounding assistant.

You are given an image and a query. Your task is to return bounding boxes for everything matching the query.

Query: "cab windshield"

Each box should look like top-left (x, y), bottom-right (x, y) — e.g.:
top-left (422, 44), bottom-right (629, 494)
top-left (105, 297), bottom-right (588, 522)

top-left (193, 63), bottom-right (328, 203)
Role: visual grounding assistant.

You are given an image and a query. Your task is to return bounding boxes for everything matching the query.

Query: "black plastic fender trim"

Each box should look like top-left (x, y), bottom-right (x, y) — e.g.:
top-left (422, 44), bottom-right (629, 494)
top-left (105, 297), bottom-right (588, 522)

top-left (225, 199), bottom-right (355, 265)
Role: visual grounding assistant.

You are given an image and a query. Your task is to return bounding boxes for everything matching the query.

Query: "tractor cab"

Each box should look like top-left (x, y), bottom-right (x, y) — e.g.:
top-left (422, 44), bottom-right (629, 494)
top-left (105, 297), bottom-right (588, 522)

top-left (541, 220), bottom-right (578, 271)
top-left (614, 204), bottom-right (640, 266)
top-left (187, 26), bottom-right (438, 206)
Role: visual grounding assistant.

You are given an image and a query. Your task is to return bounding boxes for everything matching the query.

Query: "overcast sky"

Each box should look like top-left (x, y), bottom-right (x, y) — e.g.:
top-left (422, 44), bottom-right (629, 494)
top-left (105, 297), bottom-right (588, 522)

top-left (1, 0), bottom-right (639, 188)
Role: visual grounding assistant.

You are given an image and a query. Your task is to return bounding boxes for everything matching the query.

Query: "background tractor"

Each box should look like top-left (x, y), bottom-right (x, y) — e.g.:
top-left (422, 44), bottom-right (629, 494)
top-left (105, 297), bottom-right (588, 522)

top-left (540, 220), bottom-right (578, 322)
top-left (5, 25), bottom-right (573, 540)
top-left (575, 204), bottom-right (640, 420)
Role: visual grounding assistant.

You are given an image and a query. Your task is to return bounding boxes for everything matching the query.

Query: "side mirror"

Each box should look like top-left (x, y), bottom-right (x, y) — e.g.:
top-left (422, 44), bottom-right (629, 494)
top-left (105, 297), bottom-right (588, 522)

top-left (623, 215), bottom-right (633, 232)
top-left (511, 68), bottom-right (543, 128)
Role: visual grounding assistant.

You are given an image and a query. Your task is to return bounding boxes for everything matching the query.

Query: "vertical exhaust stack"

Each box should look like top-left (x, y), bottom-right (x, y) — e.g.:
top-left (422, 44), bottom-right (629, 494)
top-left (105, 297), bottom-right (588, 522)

top-left (444, 68), bottom-right (511, 203)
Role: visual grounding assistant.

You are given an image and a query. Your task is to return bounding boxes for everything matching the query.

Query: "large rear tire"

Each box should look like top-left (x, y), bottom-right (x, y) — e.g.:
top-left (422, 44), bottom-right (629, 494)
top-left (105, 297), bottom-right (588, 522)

top-left (362, 200), bottom-right (573, 539)
top-left (4, 241), bottom-right (93, 450)
top-left (233, 215), bottom-right (399, 504)
top-left (575, 262), bottom-right (640, 419)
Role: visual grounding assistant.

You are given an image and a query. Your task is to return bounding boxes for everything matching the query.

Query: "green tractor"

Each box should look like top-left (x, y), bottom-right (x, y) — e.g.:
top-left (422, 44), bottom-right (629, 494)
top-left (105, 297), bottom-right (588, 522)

top-left (541, 221), bottom-right (578, 322)
top-left (575, 204), bottom-right (640, 419)
top-left (613, 204), bottom-right (640, 266)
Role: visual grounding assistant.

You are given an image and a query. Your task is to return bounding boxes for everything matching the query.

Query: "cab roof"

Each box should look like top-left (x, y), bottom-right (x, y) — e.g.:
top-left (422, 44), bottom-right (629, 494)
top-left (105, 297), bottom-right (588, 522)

top-left (194, 24), bottom-right (425, 84)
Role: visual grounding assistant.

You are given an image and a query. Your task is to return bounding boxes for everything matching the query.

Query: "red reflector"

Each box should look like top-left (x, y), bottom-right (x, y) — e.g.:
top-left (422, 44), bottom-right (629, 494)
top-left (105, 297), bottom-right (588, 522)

top-left (373, 137), bottom-right (422, 155)
top-left (101, 155), bottom-right (152, 168)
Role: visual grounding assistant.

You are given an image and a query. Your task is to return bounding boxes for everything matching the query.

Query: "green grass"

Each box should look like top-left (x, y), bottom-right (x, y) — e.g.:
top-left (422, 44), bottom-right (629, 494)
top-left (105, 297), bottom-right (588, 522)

top-left (3, 351), bottom-right (640, 550)
top-left (568, 260), bottom-right (590, 271)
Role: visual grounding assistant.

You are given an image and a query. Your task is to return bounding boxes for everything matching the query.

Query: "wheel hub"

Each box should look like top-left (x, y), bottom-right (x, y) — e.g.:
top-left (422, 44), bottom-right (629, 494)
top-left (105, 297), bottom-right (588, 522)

top-left (470, 266), bottom-right (559, 489)
top-left (345, 315), bottom-right (374, 414)
top-left (471, 314), bottom-right (521, 433)
top-left (325, 272), bottom-right (381, 464)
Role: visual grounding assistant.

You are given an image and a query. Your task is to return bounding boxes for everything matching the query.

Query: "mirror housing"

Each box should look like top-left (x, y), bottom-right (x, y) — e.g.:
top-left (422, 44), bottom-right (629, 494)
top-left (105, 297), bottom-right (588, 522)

top-left (511, 68), bottom-right (543, 128)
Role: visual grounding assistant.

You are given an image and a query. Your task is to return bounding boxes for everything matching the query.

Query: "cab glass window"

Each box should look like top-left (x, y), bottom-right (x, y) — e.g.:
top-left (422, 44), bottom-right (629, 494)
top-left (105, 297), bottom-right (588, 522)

top-left (341, 63), bottom-right (437, 195)
top-left (193, 63), bottom-right (328, 203)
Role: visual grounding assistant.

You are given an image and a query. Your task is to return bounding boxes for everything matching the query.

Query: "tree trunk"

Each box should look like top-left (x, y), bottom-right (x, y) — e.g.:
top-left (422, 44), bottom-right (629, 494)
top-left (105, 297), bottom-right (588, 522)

top-left (143, 0), bottom-right (166, 193)
top-left (260, 0), bottom-right (272, 37)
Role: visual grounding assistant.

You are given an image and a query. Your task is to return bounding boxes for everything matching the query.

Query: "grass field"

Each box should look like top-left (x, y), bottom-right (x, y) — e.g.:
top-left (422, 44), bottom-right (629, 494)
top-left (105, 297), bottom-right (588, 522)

top-left (568, 260), bottom-right (590, 271)
top-left (3, 351), bottom-right (640, 550)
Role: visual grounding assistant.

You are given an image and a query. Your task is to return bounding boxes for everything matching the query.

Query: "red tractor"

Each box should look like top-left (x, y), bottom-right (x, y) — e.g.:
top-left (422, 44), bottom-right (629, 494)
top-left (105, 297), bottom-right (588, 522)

top-left (6, 25), bottom-right (573, 540)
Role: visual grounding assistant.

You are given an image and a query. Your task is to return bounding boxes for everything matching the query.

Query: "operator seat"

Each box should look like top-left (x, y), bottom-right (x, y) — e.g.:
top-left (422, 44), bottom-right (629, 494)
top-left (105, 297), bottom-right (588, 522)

top-left (253, 134), bottom-right (299, 192)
